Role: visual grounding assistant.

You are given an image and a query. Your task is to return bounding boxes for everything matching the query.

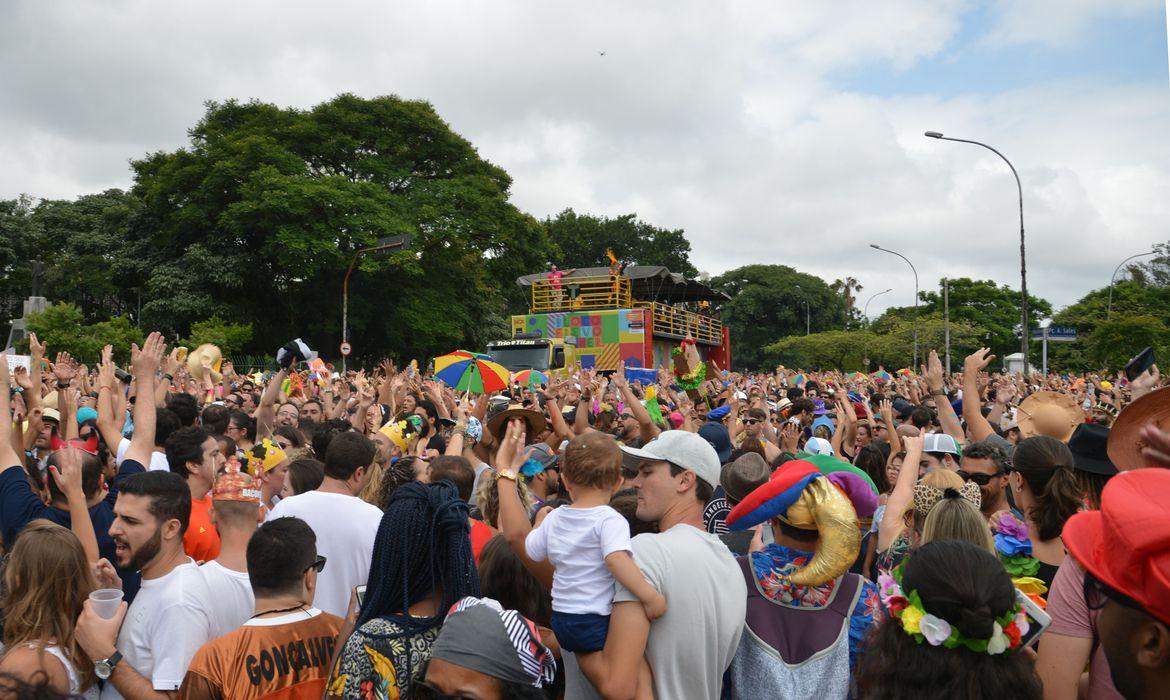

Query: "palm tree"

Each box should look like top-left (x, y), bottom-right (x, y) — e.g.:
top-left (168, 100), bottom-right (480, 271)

top-left (831, 277), bottom-right (865, 330)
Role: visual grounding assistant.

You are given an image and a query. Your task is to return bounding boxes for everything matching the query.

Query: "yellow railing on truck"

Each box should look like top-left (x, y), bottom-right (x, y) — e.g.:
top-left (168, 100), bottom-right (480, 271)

top-left (530, 276), bottom-right (631, 312)
top-left (634, 302), bottom-right (723, 345)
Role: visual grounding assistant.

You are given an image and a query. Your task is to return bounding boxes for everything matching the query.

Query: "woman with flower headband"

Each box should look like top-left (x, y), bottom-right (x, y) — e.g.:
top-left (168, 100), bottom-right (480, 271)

top-left (857, 540), bottom-right (1043, 699)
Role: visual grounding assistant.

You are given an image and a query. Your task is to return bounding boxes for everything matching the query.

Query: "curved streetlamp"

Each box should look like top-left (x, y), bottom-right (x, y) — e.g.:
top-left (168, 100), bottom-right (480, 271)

top-left (342, 234), bottom-right (412, 371)
top-left (926, 130), bottom-right (1028, 374)
top-left (1107, 250), bottom-right (1156, 318)
top-left (869, 244), bottom-right (919, 368)
top-left (863, 288), bottom-right (893, 325)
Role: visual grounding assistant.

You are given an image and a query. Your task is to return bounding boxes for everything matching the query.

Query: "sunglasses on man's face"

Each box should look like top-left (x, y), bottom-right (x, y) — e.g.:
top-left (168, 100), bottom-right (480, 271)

top-left (956, 470), bottom-right (1003, 486)
top-left (743, 419), bottom-right (760, 426)
top-left (304, 555), bottom-right (326, 574)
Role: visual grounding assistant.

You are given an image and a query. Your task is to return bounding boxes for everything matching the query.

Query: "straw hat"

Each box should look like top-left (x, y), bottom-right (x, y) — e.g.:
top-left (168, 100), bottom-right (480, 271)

top-left (187, 344), bottom-right (223, 383)
top-left (1016, 390), bottom-right (1082, 442)
top-left (1108, 387), bottom-right (1170, 471)
top-left (486, 403), bottom-right (547, 440)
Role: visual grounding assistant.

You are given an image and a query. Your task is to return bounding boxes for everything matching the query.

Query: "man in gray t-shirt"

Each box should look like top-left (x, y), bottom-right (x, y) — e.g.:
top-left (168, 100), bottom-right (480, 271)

top-left (576, 431), bottom-right (745, 700)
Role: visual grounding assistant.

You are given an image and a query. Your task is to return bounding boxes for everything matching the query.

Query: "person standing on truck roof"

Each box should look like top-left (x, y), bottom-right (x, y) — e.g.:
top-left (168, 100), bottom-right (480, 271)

top-left (546, 264), bottom-right (575, 310)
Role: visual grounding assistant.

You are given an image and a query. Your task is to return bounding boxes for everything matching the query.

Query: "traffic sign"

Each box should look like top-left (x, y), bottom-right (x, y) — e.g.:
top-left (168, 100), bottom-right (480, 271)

top-left (340, 342), bottom-right (352, 356)
top-left (1031, 326), bottom-right (1077, 342)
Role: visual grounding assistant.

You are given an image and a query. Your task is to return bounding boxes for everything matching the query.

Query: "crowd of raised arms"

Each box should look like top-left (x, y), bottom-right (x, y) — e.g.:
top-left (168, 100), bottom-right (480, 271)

top-left (0, 330), bottom-right (1167, 700)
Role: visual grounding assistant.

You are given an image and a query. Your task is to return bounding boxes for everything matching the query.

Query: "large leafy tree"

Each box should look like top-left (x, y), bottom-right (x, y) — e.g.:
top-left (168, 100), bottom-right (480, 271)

top-left (545, 209), bottom-right (697, 277)
top-left (1046, 277), bottom-right (1170, 371)
top-left (710, 265), bottom-right (847, 371)
top-left (126, 94), bottom-right (553, 361)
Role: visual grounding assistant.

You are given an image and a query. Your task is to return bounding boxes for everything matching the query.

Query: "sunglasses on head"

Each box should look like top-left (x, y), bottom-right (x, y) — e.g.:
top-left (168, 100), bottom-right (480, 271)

top-left (304, 555), bottom-right (326, 574)
top-left (956, 470), bottom-right (1004, 486)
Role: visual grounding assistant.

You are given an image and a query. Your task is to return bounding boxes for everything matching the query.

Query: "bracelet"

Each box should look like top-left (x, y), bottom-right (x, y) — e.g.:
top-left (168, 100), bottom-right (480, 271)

top-left (930, 389), bottom-right (946, 397)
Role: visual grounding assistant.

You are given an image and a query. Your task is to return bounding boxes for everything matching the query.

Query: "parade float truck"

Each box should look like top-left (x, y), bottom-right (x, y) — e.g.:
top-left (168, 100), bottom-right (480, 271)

top-left (486, 265), bottom-right (731, 376)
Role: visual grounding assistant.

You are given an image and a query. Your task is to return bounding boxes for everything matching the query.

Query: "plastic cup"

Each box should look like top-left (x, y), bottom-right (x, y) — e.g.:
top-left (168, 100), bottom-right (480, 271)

top-left (90, 588), bottom-right (123, 619)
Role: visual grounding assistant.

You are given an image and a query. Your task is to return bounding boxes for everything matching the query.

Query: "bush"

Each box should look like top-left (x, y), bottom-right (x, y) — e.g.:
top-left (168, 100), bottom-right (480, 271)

top-left (23, 302), bottom-right (143, 362)
top-left (183, 316), bottom-right (254, 355)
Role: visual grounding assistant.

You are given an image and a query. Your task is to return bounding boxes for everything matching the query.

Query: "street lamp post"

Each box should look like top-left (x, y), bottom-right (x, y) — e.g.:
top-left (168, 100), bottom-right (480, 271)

top-left (926, 130), bottom-right (1028, 374)
top-left (793, 285), bottom-right (811, 335)
top-left (862, 288), bottom-right (893, 325)
top-left (869, 244), bottom-right (919, 368)
top-left (342, 234), bottom-right (412, 372)
top-left (862, 288), bottom-right (892, 371)
top-left (1107, 250), bottom-right (1157, 318)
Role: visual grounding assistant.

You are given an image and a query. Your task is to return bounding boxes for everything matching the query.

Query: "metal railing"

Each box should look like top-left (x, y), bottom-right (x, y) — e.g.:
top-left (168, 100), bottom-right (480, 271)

top-left (530, 275), bottom-right (632, 312)
top-left (635, 302), bottom-right (723, 345)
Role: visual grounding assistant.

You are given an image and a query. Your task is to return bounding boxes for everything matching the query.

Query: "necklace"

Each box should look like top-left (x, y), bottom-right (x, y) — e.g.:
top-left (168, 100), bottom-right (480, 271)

top-left (250, 603), bottom-right (306, 619)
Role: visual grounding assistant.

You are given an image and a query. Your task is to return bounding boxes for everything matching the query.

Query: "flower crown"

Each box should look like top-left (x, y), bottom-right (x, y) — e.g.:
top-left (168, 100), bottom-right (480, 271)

top-left (877, 564), bottom-right (1028, 655)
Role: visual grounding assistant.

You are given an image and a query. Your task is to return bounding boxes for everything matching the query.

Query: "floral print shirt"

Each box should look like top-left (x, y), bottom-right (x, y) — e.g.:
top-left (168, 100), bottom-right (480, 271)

top-left (327, 618), bottom-right (440, 699)
top-left (750, 543), bottom-right (880, 672)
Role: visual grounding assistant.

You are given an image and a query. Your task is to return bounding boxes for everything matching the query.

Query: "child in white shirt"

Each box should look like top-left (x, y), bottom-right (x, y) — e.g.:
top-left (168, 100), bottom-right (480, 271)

top-left (525, 431), bottom-right (663, 700)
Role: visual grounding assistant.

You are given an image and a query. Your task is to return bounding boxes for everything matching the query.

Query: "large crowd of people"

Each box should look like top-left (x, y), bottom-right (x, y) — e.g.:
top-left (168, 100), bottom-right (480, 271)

top-left (0, 330), bottom-right (1167, 699)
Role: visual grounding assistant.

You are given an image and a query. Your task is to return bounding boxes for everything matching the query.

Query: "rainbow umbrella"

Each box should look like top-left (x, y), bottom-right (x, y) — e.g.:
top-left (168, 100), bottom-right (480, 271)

top-left (848, 372), bottom-right (866, 383)
top-left (433, 350), bottom-right (510, 394)
top-left (793, 373), bottom-right (807, 386)
top-left (870, 370), bottom-right (892, 382)
top-left (512, 369), bottom-right (549, 389)
top-left (897, 368), bottom-right (915, 377)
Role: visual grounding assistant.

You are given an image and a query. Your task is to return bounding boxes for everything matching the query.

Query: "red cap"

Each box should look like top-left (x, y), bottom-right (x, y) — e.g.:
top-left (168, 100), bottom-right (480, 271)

top-left (1063, 469), bottom-right (1170, 625)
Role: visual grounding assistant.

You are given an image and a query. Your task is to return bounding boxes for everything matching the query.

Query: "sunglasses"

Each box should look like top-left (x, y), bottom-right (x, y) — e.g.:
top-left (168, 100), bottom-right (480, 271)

top-left (743, 418), bottom-right (760, 426)
top-left (956, 470), bottom-right (1004, 486)
top-left (304, 555), bottom-right (326, 574)
top-left (1083, 570), bottom-right (1145, 614)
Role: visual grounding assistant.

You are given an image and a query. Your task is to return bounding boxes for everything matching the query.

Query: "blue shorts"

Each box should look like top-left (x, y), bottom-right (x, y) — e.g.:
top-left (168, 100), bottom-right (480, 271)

top-left (551, 611), bottom-right (610, 653)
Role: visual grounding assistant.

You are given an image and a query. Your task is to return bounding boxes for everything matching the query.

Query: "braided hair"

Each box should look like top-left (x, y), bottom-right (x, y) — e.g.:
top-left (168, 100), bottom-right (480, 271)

top-left (357, 480), bottom-right (480, 635)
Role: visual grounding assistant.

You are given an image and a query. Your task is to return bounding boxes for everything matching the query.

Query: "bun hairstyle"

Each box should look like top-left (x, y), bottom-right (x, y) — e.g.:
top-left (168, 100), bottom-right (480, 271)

top-left (1011, 436), bottom-right (1081, 541)
top-left (856, 541), bottom-right (1042, 699)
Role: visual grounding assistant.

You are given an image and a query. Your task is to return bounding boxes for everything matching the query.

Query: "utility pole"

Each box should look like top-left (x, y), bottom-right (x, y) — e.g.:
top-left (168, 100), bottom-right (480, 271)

top-left (943, 278), bottom-right (950, 375)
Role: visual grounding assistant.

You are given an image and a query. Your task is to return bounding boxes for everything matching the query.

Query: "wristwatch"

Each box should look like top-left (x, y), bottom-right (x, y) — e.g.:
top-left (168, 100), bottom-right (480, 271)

top-left (95, 651), bottom-right (122, 680)
top-left (497, 468), bottom-right (519, 482)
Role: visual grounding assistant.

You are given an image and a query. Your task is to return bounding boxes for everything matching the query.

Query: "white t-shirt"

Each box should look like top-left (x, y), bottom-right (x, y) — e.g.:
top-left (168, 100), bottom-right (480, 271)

top-left (525, 505), bottom-right (631, 615)
top-left (264, 490), bottom-right (382, 618)
top-left (613, 525), bottom-right (746, 700)
top-left (102, 560), bottom-right (212, 699)
top-left (115, 438), bottom-right (169, 471)
top-left (199, 560), bottom-right (254, 639)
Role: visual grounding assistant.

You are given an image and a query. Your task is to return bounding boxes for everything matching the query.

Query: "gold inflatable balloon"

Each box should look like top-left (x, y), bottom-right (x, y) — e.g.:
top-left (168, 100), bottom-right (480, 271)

top-left (781, 477), bottom-right (861, 587)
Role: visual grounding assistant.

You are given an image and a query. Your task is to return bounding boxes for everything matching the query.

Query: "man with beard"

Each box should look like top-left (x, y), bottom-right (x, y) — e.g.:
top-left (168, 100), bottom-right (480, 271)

top-left (957, 441), bottom-right (1014, 520)
top-left (611, 370), bottom-right (660, 448)
top-left (76, 332), bottom-right (215, 700)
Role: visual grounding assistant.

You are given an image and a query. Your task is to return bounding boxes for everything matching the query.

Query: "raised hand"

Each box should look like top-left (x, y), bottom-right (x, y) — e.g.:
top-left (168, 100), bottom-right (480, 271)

top-left (53, 352), bottom-right (78, 385)
top-left (964, 348), bottom-right (995, 376)
top-left (924, 350), bottom-right (944, 393)
top-left (28, 333), bottom-right (46, 360)
top-left (49, 447), bottom-right (86, 499)
top-left (130, 332), bottom-right (166, 377)
top-left (12, 366), bottom-right (33, 392)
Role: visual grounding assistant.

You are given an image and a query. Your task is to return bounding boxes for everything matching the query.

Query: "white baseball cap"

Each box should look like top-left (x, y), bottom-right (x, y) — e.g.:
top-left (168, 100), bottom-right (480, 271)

top-left (804, 436), bottom-right (835, 456)
top-left (620, 430), bottom-right (721, 488)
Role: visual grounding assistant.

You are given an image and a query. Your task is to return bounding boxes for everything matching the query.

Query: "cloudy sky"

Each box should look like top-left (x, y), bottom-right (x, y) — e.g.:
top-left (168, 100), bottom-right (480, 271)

top-left (2, 0), bottom-right (1168, 314)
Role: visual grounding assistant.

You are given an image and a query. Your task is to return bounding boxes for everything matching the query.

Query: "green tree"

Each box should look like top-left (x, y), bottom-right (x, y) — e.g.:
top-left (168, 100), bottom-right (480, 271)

top-left (1046, 279), bottom-right (1170, 372)
top-left (126, 94), bottom-right (554, 361)
top-left (710, 265), bottom-right (847, 371)
top-left (912, 278), bottom-right (1052, 360)
top-left (22, 302), bottom-right (143, 362)
top-left (545, 209), bottom-right (697, 277)
top-left (184, 316), bottom-right (255, 355)
top-left (1085, 315), bottom-right (1169, 369)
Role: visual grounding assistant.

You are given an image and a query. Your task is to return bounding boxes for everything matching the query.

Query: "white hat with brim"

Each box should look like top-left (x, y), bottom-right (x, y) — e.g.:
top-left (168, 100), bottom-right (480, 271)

top-left (619, 430), bottom-right (721, 488)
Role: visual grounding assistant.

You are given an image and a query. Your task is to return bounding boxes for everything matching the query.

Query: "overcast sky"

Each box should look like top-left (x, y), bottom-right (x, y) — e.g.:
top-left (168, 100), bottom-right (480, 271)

top-left (2, 0), bottom-right (1168, 315)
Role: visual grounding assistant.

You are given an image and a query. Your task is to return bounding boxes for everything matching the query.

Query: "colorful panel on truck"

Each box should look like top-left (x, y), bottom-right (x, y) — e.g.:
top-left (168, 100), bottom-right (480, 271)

top-left (512, 309), bottom-right (649, 370)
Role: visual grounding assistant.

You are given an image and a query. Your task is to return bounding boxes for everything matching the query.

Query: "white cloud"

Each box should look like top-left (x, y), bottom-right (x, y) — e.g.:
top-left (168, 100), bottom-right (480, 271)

top-left (0, 0), bottom-right (1166, 318)
top-left (985, 0), bottom-right (1163, 48)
